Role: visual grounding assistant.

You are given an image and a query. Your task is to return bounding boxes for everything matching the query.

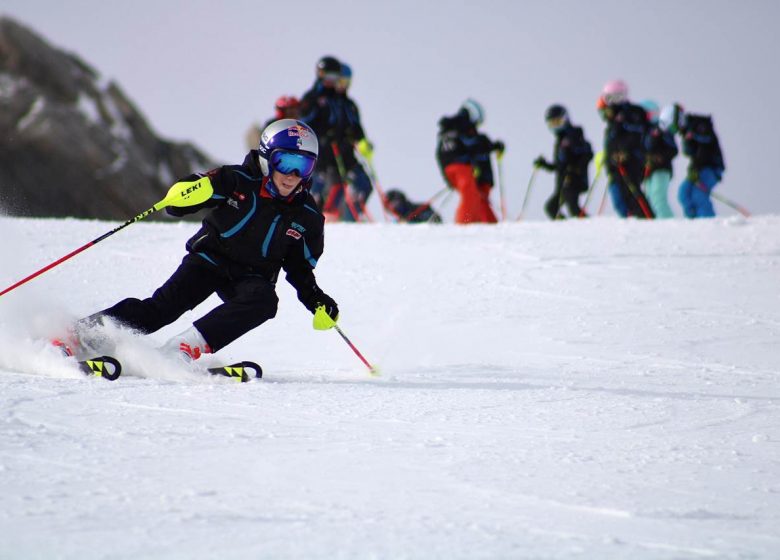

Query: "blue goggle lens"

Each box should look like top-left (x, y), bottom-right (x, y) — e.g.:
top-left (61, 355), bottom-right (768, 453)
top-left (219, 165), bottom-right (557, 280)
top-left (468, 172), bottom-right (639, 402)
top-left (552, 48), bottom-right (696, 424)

top-left (270, 150), bottom-right (316, 179)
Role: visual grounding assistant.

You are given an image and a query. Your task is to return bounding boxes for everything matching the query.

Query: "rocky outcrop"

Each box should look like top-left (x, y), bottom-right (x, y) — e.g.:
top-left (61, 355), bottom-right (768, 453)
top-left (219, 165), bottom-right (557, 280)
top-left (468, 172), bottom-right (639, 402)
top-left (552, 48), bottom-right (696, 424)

top-left (0, 17), bottom-right (218, 219)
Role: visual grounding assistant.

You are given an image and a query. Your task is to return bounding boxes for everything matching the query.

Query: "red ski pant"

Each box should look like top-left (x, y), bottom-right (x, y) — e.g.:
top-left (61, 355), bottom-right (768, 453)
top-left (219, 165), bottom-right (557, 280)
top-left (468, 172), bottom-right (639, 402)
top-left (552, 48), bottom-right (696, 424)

top-left (444, 163), bottom-right (497, 224)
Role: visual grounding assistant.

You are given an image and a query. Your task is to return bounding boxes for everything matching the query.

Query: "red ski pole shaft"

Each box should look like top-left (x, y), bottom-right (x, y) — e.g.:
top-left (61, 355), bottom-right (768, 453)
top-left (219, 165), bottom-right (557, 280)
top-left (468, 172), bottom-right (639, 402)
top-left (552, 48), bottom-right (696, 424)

top-left (0, 177), bottom-right (214, 299)
top-left (406, 187), bottom-right (449, 222)
top-left (334, 324), bottom-right (377, 375)
top-left (0, 206), bottom-right (158, 298)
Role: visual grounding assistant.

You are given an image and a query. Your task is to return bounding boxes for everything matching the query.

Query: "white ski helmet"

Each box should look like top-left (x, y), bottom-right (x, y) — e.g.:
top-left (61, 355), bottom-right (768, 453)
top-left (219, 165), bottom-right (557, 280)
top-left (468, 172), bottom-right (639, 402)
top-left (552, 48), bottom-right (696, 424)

top-left (461, 98), bottom-right (485, 125)
top-left (659, 103), bottom-right (684, 133)
top-left (257, 119), bottom-right (319, 176)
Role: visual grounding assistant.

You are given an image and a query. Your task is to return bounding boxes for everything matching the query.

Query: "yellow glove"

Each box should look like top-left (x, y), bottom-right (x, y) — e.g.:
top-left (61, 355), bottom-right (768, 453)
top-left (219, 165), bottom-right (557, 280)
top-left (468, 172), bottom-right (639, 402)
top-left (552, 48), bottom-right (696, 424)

top-left (313, 304), bottom-right (339, 331)
top-left (357, 138), bottom-right (374, 161)
top-left (164, 176), bottom-right (214, 209)
top-left (594, 150), bottom-right (605, 174)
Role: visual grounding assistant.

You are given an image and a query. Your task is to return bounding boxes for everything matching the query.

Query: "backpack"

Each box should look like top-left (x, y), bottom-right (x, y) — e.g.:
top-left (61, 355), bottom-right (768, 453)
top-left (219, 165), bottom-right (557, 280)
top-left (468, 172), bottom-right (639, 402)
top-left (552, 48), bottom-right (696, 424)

top-left (682, 114), bottom-right (725, 171)
top-left (606, 102), bottom-right (647, 160)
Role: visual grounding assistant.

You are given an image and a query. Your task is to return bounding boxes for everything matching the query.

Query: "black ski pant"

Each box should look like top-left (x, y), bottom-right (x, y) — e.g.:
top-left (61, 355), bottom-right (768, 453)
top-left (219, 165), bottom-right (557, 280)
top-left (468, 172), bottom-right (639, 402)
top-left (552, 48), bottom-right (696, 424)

top-left (93, 254), bottom-right (278, 352)
top-left (545, 174), bottom-right (585, 219)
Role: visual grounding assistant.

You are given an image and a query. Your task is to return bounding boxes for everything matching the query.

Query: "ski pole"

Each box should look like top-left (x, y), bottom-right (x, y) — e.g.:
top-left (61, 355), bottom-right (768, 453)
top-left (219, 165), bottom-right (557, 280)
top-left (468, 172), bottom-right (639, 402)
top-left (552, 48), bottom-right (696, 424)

top-left (579, 166), bottom-right (603, 217)
top-left (496, 151), bottom-right (507, 221)
top-left (354, 148), bottom-right (400, 222)
top-left (696, 182), bottom-right (751, 217)
top-left (617, 164), bottom-right (654, 219)
top-left (436, 188), bottom-right (456, 217)
top-left (0, 177), bottom-right (214, 299)
top-left (516, 168), bottom-right (538, 221)
top-left (334, 325), bottom-right (378, 376)
top-left (598, 180), bottom-right (610, 215)
top-left (406, 186), bottom-right (450, 222)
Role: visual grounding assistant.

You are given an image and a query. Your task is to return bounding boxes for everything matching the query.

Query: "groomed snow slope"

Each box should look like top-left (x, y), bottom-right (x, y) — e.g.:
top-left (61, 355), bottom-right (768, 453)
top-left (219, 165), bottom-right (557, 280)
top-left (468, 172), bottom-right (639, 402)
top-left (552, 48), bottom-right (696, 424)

top-left (0, 215), bottom-right (779, 559)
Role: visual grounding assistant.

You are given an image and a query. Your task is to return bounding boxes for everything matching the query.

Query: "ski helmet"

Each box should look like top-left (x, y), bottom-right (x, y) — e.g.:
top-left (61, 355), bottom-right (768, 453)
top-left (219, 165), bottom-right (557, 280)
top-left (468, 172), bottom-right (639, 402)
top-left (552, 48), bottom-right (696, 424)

top-left (461, 98), bottom-right (485, 125)
top-left (257, 119), bottom-right (319, 197)
top-left (659, 103), bottom-right (684, 133)
top-left (274, 95), bottom-right (300, 119)
top-left (601, 79), bottom-right (629, 105)
top-left (639, 99), bottom-right (660, 124)
top-left (316, 55), bottom-right (342, 86)
top-left (544, 104), bottom-right (569, 131)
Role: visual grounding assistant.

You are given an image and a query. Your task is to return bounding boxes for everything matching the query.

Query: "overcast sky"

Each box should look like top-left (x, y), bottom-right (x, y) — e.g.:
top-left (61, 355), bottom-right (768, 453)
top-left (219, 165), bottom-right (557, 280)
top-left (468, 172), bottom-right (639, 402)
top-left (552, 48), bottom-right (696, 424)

top-left (3, 0), bottom-right (779, 219)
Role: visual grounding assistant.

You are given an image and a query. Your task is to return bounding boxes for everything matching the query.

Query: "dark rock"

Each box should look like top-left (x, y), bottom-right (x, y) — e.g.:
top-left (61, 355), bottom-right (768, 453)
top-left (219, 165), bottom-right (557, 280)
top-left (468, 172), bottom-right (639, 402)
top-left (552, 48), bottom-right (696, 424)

top-left (0, 17), bottom-right (219, 219)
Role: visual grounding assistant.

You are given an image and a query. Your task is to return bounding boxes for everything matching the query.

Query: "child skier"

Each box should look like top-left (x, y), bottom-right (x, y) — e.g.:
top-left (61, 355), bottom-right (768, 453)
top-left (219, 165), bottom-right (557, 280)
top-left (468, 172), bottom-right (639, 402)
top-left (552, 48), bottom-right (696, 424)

top-left (598, 80), bottom-right (654, 219)
top-left (534, 104), bottom-right (593, 219)
top-left (676, 107), bottom-right (726, 218)
top-left (641, 101), bottom-right (679, 218)
top-left (54, 119), bottom-right (340, 362)
top-left (436, 99), bottom-right (503, 224)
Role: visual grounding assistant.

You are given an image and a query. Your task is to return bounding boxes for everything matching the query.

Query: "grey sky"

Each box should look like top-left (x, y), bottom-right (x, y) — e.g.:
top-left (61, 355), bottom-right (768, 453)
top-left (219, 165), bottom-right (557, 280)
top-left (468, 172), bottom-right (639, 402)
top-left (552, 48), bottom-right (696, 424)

top-left (3, 0), bottom-right (778, 219)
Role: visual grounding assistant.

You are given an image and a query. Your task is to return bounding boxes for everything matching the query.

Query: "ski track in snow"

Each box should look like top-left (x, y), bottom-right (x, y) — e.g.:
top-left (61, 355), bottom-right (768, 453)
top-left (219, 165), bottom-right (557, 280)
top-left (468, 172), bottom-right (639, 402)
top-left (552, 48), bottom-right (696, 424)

top-left (0, 215), bottom-right (779, 559)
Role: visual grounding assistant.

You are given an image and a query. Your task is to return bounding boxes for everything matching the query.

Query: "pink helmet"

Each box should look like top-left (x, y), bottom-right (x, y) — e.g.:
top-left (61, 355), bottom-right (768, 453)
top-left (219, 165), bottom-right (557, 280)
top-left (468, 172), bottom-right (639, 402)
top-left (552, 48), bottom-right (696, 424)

top-left (601, 79), bottom-right (629, 105)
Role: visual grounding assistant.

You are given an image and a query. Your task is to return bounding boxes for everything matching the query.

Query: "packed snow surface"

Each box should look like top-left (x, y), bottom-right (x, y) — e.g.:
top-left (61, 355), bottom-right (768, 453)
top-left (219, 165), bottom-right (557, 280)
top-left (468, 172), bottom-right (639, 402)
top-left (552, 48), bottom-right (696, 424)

top-left (0, 215), bottom-right (779, 559)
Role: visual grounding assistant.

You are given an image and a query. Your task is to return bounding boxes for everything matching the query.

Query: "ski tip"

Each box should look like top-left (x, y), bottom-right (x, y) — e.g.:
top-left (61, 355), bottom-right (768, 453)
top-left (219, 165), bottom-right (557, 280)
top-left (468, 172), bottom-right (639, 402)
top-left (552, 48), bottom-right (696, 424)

top-left (78, 356), bottom-right (122, 381)
top-left (208, 361), bottom-right (263, 383)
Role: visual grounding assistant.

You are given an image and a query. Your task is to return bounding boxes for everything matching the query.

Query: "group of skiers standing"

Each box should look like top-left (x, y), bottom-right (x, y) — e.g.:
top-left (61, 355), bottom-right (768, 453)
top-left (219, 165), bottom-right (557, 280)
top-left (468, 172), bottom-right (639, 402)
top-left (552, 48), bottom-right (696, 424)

top-left (440, 79), bottom-right (726, 223)
top-left (249, 61), bottom-right (726, 224)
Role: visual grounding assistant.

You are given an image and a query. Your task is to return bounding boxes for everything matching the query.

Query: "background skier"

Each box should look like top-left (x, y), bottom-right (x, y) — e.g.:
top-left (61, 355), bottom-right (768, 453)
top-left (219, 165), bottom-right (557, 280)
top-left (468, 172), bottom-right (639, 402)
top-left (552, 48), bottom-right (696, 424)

top-left (534, 104), bottom-right (593, 219)
top-left (384, 188), bottom-right (442, 223)
top-left (676, 107), bottom-right (726, 218)
top-left (598, 80), bottom-right (654, 219)
top-left (333, 62), bottom-right (374, 222)
top-left (436, 99), bottom-right (503, 224)
top-left (299, 55), bottom-right (345, 217)
top-left (641, 101), bottom-right (679, 218)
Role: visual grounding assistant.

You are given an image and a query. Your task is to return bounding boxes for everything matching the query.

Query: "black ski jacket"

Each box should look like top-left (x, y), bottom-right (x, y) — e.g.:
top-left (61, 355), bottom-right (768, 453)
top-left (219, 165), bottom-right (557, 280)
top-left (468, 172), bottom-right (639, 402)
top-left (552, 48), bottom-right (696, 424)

top-left (644, 126), bottom-right (678, 174)
top-left (167, 152), bottom-right (326, 309)
top-left (604, 101), bottom-right (648, 165)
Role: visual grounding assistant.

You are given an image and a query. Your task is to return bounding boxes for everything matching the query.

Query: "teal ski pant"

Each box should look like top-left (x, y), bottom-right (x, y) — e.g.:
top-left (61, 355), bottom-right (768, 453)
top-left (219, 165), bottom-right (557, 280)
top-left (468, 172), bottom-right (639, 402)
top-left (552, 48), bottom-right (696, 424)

top-left (644, 170), bottom-right (674, 219)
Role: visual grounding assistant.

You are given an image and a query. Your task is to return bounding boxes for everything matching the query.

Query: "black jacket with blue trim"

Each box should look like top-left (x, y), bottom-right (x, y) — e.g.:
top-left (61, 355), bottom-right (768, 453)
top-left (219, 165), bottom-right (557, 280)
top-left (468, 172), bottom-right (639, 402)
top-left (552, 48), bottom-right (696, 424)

top-left (167, 151), bottom-right (327, 310)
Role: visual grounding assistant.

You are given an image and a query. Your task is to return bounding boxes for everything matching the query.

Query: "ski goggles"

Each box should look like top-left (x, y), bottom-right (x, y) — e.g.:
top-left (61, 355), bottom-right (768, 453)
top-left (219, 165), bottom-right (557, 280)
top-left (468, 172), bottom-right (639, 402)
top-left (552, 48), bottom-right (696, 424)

top-left (321, 71), bottom-right (341, 86)
top-left (602, 92), bottom-right (627, 106)
top-left (270, 149), bottom-right (317, 179)
top-left (546, 115), bottom-right (567, 130)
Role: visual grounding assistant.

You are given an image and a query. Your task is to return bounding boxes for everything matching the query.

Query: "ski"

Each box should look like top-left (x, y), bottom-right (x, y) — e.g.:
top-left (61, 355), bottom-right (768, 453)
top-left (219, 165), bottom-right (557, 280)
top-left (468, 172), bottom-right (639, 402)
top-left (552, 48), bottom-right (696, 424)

top-left (207, 361), bottom-right (263, 383)
top-left (78, 355), bottom-right (122, 381)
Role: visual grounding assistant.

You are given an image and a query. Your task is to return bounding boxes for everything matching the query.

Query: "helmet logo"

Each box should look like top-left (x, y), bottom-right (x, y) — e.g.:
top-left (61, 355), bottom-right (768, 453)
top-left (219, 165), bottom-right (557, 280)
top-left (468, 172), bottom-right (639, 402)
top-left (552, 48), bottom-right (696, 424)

top-left (287, 125), bottom-right (311, 138)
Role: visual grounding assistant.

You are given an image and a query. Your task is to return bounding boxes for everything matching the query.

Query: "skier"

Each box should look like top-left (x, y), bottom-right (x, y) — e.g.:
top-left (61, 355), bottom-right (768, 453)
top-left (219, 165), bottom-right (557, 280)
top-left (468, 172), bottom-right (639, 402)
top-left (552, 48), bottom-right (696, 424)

top-left (676, 107), bottom-right (725, 218)
top-left (299, 55), bottom-right (345, 217)
top-left (385, 189), bottom-right (442, 223)
top-left (436, 99), bottom-right (503, 224)
top-left (533, 104), bottom-right (593, 219)
top-left (53, 119), bottom-right (340, 362)
top-left (245, 96), bottom-right (301, 151)
top-left (597, 80), bottom-right (654, 219)
top-left (641, 101), bottom-right (679, 218)
top-left (333, 61), bottom-right (374, 222)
